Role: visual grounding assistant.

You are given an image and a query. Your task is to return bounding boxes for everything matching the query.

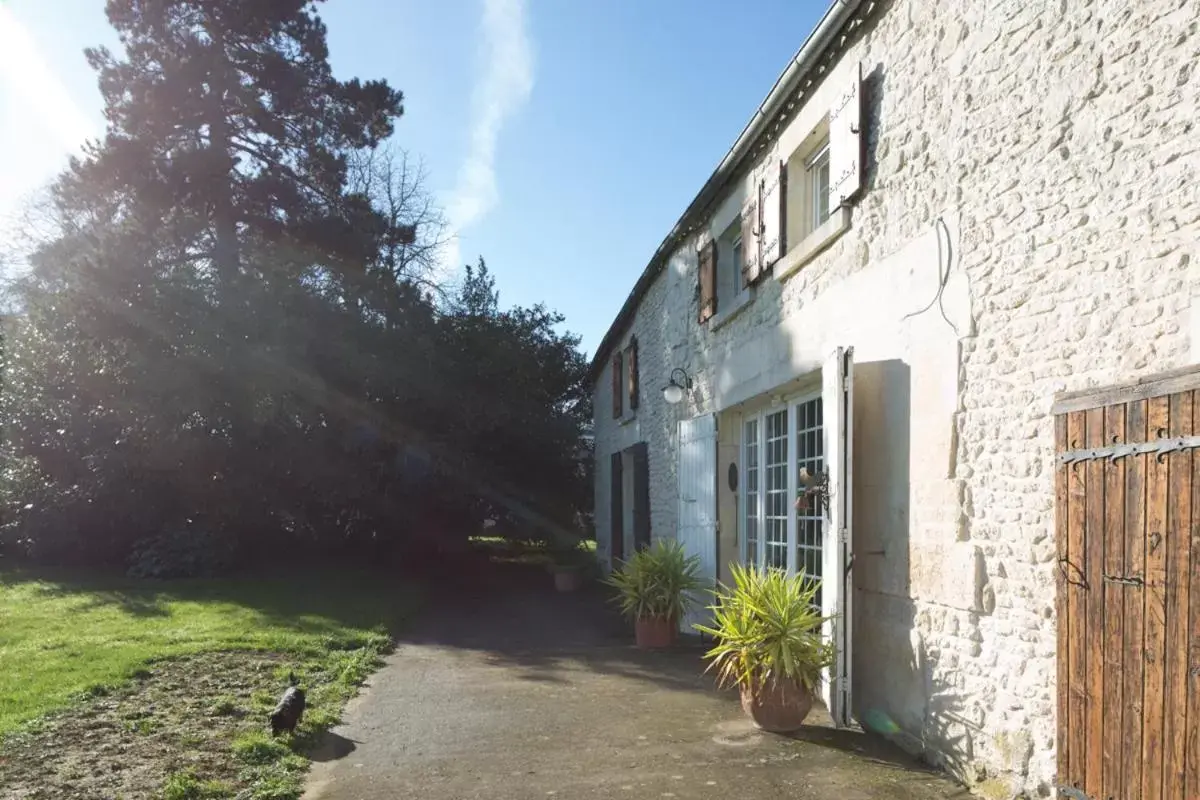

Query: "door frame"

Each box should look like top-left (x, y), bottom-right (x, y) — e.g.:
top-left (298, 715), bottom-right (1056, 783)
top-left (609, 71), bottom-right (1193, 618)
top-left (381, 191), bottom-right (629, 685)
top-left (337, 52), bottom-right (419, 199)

top-left (732, 347), bottom-right (854, 727)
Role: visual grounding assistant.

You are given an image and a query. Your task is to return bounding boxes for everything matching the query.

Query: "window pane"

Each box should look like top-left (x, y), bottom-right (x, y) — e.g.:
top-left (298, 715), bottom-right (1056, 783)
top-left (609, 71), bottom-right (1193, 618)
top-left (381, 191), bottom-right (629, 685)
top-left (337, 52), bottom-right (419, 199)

top-left (816, 161), bottom-right (830, 225)
top-left (744, 419), bottom-right (759, 566)
top-left (764, 410), bottom-right (789, 571)
top-left (810, 148), bottom-right (831, 231)
top-left (795, 397), bottom-right (824, 610)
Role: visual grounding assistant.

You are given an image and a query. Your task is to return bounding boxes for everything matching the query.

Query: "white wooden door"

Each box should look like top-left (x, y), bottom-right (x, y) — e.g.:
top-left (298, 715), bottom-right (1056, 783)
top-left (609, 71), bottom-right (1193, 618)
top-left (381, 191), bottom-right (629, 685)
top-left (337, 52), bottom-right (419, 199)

top-left (820, 346), bottom-right (854, 727)
top-left (677, 413), bottom-right (718, 634)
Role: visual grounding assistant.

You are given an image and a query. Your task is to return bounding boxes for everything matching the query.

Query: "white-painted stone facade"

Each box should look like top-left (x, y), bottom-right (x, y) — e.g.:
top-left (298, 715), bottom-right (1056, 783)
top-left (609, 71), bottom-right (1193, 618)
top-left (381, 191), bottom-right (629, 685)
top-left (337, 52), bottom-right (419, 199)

top-left (591, 0), bottom-right (1200, 796)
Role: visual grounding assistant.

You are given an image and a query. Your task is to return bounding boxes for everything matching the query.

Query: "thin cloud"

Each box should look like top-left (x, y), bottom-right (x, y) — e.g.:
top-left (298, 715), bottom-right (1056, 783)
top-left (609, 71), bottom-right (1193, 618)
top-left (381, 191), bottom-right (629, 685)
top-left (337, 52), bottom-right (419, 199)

top-left (441, 0), bottom-right (534, 276)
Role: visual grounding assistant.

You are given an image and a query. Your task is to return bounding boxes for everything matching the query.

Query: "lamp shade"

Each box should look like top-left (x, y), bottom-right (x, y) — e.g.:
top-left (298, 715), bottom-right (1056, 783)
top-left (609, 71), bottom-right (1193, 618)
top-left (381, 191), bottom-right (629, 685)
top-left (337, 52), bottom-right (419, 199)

top-left (662, 382), bottom-right (684, 405)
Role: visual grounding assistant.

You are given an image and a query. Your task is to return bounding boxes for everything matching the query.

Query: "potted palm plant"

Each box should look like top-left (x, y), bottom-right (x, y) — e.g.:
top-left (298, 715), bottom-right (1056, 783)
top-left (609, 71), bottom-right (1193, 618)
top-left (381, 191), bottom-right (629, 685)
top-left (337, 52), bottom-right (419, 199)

top-left (695, 563), bottom-right (833, 733)
top-left (605, 539), bottom-right (703, 648)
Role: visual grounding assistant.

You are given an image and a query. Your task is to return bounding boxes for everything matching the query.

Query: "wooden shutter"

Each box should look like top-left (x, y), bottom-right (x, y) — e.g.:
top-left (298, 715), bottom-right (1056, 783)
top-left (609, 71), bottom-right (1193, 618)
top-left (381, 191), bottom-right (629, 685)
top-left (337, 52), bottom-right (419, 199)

top-left (759, 160), bottom-right (786, 271)
top-left (778, 160), bottom-right (788, 257)
top-left (631, 441), bottom-right (651, 551)
top-left (610, 451), bottom-right (624, 565)
top-left (611, 351), bottom-right (623, 418)
top-left (740, 198), bottom-right (760, 286)
top-left (698, 240), bottom-right (717, 323)
top-left (829, 61), bottom-right (864, 209)
top-left (627, 337), bottom-right (639, 411)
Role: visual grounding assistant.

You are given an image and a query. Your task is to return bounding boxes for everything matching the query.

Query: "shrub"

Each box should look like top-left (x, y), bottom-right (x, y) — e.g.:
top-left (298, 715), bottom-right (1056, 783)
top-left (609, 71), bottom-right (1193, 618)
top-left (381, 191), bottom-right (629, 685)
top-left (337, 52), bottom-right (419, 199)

top-left (127, 526), bottom-right (235, 579)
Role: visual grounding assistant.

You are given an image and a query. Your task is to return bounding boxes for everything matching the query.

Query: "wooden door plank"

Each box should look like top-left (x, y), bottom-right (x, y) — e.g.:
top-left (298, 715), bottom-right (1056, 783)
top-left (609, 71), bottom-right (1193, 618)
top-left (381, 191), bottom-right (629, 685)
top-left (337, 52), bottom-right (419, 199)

top-left (1123, 398), bottom-right (1148, 799)
top-left (1066, 409), bottom-right (1089, 792)
top-left (1055, 413), bottom-right (1071, 787)
top-left (1187, 391), bottom-right (1200, 800)
top-left (1142, 395), bottom-right (1170, 800)
top-left (1101, 403), bottom-right (1126, 798)
top-left (1163, 390), bottom-right (1193, 799)
top-left (1084, 406), bottom-right (1106, 795)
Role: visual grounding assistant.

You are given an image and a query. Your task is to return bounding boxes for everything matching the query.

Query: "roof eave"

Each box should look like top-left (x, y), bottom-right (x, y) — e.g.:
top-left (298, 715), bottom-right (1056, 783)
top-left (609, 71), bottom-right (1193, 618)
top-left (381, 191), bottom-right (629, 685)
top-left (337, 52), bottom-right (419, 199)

top-left (587, 0), bottom-right (867, 384)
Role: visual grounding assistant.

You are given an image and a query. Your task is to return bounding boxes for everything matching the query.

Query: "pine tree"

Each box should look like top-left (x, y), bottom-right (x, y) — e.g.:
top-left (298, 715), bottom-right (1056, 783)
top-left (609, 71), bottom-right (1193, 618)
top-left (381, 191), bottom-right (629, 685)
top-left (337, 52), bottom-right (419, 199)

top-left (58, 0), bottom-right (404, 297)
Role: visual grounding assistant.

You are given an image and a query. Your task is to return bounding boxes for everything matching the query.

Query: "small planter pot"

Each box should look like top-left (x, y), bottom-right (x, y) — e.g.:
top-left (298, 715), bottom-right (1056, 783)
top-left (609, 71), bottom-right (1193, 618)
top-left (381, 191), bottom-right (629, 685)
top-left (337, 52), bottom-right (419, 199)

top-left (551, 566), bottom-right (583, 592)
top-left (634, 615), bottom-right (677, 649)
top-left (739, 677), bottom-right (815, 733)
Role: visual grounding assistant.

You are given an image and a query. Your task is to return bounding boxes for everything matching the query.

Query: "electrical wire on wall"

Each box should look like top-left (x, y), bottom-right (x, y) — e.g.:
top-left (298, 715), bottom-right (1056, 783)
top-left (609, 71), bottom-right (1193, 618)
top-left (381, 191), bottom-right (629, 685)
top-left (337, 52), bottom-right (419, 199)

top-left (901, 216), bottom-right (959, 337)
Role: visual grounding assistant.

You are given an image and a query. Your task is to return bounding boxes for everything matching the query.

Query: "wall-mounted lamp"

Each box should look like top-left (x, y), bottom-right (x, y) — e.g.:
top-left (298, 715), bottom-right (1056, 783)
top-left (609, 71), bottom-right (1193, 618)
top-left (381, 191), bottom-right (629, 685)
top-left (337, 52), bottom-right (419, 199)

top-left (661, 367), bottom-right (693, 406)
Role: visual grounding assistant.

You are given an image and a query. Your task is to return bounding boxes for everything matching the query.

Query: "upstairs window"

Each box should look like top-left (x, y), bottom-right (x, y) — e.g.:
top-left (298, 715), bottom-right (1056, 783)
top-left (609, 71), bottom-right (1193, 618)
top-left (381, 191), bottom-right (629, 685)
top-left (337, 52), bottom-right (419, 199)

top-left (806, 140), bottom-right (831, 232)
top-left (612, 337), bottom-right (639, 420)
top-left (785, 123), bottom-right (832, 248)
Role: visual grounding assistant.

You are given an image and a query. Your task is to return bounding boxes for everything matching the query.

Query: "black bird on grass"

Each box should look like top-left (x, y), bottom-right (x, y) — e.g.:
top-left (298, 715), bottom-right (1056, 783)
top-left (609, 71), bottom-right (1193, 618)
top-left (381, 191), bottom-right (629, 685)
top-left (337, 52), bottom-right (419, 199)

top-left (269, 671), bottom-right (306, 736)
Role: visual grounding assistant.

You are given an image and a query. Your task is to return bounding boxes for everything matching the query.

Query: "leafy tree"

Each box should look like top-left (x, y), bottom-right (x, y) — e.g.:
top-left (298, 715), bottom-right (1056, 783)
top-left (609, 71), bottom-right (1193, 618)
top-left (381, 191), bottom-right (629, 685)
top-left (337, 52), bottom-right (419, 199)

top-left (62, 0), bottom-right (404, 295)
top-left (0, 0), bottom-right (594, 572)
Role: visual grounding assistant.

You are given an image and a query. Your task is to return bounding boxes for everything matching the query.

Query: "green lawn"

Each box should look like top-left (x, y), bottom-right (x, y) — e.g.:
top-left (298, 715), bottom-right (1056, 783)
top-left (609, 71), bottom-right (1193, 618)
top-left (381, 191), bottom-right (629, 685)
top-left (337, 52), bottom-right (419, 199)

top-left (0, 567), bottom-right (416, 737)
top-left (467, 534), bottom-right (596, 566)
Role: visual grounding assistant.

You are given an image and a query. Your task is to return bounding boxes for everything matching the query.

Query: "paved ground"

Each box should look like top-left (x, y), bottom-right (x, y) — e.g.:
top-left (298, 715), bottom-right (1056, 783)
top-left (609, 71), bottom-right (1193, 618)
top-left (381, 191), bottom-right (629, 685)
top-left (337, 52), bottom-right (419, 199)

top-left (303, 564), bottom-right (969, 800)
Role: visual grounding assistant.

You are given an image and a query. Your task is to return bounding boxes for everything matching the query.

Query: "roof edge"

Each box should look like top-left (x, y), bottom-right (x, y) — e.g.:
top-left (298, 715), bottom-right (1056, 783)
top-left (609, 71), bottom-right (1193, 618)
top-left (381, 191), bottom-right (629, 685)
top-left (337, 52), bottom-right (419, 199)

top-left (587, 0), bottom-right (867, 383)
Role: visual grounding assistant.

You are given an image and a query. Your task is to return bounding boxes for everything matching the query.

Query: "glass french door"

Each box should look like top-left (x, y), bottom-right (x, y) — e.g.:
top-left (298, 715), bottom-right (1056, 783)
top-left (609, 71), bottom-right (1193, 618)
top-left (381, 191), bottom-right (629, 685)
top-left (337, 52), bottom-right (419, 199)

top-left (738, 348), bottom-right (853, 727)
top-left (740, 394), bottom-right (825, 591)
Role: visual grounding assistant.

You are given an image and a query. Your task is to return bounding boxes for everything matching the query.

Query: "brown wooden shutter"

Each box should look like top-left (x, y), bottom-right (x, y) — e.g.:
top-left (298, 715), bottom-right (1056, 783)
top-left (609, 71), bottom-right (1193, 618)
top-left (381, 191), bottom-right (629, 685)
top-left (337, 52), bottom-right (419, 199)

top-left (631, 441), bottom-right (651, 551)
top-left (611, 351), bottom-right (623, 418)
top-left (778, 160), bottom-right (788, 258)
top-left (741, 198), bottom-right (760, 286)
top-left (698, 240), bottom-right (717, 323)
top-left (610, 451), bottom-right (624, 565)
top-left (627, 337), bottom-right (639, 411)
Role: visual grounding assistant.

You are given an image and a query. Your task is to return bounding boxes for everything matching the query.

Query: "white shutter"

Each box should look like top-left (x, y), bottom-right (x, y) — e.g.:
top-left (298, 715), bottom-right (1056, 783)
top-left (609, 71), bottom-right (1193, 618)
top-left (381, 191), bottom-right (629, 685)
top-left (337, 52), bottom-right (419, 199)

top-left (739, 196), bottom-right (760, 285)
top-left (758, 160), bottom-right (785, 271)
top-left (677, 413), bottom-right (718, 635)
top-left (820, 346), bottom-right (854, 727)
top-left (828, 61), bottom-right (863, 210)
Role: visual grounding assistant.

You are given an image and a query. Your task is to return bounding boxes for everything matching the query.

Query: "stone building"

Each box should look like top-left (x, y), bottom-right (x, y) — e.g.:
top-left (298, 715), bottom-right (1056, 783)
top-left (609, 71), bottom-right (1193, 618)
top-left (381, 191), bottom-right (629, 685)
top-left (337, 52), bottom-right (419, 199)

top-left (587, 0), bottom-right (1199, 796)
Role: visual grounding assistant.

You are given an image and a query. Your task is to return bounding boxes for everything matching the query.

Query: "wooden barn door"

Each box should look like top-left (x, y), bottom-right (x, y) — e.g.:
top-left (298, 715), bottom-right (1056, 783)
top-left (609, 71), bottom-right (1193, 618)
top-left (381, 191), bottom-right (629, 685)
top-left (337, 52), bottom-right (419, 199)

top-left (1052, 367), bottom-right (1200, 800)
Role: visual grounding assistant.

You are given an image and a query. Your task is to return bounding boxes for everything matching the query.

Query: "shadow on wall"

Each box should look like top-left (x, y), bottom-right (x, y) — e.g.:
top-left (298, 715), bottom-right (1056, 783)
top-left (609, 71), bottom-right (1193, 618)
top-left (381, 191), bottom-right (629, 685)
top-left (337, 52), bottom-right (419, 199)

top-left (849, 359), bottom-right (973, 777)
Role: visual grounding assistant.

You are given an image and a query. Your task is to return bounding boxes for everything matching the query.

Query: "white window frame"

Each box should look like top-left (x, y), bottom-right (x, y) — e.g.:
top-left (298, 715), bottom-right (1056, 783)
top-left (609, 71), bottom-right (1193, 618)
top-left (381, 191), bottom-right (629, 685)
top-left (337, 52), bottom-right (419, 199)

top-left (731, 235), bottom-right (743, 290)
top-left (738, 390), bottom-right (824, 581)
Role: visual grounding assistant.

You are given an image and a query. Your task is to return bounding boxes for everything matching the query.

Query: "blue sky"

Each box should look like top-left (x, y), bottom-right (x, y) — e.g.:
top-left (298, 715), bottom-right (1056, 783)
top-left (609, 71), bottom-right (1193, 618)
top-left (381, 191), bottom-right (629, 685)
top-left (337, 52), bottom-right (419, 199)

top-left (0, 0), bottom-right (828, 356)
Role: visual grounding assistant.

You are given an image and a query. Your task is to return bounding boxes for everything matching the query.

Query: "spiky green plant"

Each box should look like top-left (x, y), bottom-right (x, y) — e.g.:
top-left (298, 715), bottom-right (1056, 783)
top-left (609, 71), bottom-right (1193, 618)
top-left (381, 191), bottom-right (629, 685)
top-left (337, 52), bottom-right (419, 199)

top-left (694, 563), bottom-right (833, 693)
top-left (604, 539), bottom-right (704, 621)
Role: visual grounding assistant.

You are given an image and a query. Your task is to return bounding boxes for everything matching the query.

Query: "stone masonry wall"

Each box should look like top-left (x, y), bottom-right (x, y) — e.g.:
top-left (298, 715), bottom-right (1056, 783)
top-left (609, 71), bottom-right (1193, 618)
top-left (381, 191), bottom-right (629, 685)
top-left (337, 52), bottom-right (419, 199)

top-left (593, 1), bottom-right (1200, 796)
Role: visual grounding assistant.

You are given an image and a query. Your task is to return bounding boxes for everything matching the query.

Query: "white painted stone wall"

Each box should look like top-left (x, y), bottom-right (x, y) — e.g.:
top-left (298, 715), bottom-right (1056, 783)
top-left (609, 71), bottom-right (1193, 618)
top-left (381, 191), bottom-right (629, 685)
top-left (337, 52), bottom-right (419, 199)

top-left (593, 0), bottom-right (1200, 796)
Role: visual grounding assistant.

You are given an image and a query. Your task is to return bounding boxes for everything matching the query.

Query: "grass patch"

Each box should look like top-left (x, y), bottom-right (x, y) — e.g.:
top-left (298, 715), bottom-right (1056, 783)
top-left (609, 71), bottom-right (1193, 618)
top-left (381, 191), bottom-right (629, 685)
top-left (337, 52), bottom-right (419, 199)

top-left (467, 535), bottom-right (596, 567)
top-left (161, 769), bottom-right (234, 799)
top-left (0, 567), bottom-right (412, 736)
top-left (233, 731), bottom-right (293, 766)
top-left (0, 567), bottom-right (417, 798)
top-left (209, 695), bottom-right (241, 717)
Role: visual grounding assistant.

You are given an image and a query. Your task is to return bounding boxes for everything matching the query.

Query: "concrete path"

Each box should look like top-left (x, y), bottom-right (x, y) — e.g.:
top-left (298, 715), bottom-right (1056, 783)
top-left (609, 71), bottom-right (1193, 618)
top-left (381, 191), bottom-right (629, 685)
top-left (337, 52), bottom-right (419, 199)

top-left (303, 567), bottom-right (969, 800)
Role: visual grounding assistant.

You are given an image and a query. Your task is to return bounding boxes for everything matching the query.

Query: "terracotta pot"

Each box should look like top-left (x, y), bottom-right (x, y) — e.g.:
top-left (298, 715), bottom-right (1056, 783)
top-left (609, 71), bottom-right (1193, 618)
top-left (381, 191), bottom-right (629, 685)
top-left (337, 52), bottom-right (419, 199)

top-left (739, 676), bottom-right (815, 733)
top-left (552, 567), bottom-right (583, 592)
top-left (634, 615), bottom-right (677, 648)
